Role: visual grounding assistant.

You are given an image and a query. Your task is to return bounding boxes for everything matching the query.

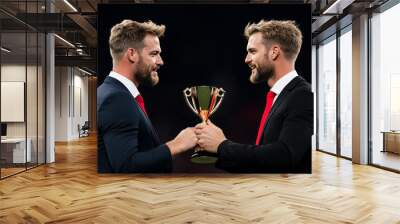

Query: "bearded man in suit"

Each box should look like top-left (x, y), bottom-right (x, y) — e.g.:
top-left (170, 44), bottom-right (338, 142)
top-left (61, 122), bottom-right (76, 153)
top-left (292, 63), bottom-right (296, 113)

top-left (97, 20), bottom-right (197, 173)
top-left (195, 20), bottom-right (313, 173)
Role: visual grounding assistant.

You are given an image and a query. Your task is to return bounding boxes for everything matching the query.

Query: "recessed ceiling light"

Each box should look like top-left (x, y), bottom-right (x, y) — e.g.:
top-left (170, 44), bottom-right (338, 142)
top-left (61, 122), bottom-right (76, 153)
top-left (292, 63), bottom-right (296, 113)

top-left (1, 47), bottom-right (11, 53)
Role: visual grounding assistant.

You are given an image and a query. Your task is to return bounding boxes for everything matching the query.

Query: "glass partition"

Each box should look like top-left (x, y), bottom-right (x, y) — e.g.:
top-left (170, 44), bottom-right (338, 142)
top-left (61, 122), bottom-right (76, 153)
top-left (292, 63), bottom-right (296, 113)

top-left (0, 1), bottom-right (46, 179)
top-left (317, 35), bottom-right (337, 155)
top-left (370, 3), bottom-right (400, 171)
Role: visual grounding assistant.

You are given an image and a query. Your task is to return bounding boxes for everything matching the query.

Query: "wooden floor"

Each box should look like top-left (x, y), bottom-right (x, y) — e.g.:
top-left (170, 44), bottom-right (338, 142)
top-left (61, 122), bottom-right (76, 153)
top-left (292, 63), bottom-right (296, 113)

top-left (372, 151), bottom-right (400, 171)
top-left (1, 167), bottom-right (26, 178)
top-left (1, 135), bottom-right (400, 223)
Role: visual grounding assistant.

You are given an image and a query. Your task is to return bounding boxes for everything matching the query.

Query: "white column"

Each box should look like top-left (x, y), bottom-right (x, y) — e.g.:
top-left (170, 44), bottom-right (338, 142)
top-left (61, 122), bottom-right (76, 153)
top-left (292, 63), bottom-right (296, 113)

top-left (312, 45), bottom-right (317, 150)
top-left (46, 1), bottom-right (55, 163)
top-left (352, 14), bottom-right (369, 164)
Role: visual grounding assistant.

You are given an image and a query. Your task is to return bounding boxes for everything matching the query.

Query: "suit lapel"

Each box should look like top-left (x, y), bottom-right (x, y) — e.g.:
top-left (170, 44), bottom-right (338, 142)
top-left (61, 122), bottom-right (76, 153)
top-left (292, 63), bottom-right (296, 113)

top-left (262, 76), bottom-right (303, 138)
top-left (137, 107), bottom-right (161, 143)
top-left (106, 76), bottom-right (161, 144)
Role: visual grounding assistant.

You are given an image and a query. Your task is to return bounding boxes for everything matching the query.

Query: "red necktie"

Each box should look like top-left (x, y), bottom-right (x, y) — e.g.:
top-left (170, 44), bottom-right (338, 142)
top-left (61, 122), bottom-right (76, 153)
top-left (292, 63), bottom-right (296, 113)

top-left (255, 91), bottom-right (276, 145)
top-left (135, 95), bottom-right (147, 115)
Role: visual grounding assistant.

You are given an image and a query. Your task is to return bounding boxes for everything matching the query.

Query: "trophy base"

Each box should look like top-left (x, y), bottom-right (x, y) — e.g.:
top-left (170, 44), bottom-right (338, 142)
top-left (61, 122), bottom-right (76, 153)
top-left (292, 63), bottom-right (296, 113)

top-left (190, 151), bottom-right (218, 164)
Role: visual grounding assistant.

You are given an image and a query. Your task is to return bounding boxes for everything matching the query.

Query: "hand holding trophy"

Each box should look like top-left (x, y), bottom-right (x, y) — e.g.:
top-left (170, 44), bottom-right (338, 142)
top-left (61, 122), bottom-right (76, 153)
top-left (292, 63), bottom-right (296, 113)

top-left (183, 86), bottom-right (225, 164)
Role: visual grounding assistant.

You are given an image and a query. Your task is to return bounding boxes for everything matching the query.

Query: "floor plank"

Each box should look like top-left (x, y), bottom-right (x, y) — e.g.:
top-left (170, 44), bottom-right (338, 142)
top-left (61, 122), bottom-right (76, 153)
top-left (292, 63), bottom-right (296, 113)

top-left (1, 135), bottom-right (400, 223)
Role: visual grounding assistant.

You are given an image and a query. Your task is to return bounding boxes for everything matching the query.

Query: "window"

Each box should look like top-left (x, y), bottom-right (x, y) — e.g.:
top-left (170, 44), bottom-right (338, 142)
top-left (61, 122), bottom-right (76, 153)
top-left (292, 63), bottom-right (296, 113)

top-left (339, 27), bottom-right (352, 158)
top-left (370, 2), bottom-right (400, 171)
top-left (317, 36), bottom-right (337, 154)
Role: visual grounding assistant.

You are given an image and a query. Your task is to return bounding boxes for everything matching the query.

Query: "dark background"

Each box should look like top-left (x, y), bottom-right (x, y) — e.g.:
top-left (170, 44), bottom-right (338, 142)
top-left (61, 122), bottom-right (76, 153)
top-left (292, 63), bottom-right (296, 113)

top-left (98, 4), bottom-right (311, 172)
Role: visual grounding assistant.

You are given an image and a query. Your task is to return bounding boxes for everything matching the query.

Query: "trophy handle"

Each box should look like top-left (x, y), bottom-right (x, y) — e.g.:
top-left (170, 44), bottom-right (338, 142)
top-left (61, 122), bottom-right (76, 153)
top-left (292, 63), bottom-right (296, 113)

top-left (209, 88), bottom-right (225, 115)
top-left (183, 87), bottom-right (198, 114)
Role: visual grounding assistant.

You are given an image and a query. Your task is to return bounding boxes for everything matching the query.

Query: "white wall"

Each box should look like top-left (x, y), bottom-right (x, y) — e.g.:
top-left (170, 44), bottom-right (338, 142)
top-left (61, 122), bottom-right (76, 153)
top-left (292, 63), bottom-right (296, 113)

top-left (55, 66), bottom-right (69, 141)
top-left (1, 65), bottom-right (26, 140)
top-left (1, 63), bottom-right (46, 164)
top-left (1, 64), bottom-right (42, 138)
top-left (55, 67), bottom-right (89, 141)
top-left (72, 72), bottom-right (89, 138)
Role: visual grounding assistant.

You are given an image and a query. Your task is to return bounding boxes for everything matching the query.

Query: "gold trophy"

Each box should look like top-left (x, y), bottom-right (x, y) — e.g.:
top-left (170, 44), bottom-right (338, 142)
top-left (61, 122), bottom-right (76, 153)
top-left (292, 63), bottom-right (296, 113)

top-left (183, 86), bottom-right (226, 164)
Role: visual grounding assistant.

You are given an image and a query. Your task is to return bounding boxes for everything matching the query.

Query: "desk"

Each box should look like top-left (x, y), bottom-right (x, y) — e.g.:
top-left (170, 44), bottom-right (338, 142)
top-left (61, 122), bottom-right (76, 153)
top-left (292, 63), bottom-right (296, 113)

top-left (382, 131), bottom-right (400, 154)
top-left (1, 138), bottom-right (31, 163)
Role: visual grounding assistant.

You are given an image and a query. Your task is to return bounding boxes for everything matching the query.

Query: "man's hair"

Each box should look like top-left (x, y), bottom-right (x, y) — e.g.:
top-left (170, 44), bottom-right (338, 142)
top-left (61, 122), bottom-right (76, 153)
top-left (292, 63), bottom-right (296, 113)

top-left (244, 20), bottom-right (302, 60)
top-left (109, 20), bottom-right (165, 63)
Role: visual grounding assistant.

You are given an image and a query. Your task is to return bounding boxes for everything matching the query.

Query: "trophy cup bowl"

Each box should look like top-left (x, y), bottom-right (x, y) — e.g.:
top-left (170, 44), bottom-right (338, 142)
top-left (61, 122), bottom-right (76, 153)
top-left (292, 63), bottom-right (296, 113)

top-left (183, 86), bottom-right (225, 164)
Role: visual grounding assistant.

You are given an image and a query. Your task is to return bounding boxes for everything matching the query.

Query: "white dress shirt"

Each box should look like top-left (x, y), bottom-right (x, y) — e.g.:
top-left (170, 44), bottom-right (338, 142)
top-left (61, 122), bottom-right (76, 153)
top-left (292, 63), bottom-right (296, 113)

top-left (108, 71), bottom-right (140, 98)
top-left (270, 70), bottom-right (298, 104)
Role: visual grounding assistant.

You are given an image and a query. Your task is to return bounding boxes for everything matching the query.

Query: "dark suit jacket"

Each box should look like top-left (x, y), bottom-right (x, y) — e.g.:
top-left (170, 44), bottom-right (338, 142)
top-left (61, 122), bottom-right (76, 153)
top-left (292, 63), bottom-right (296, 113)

top-left (216, 76), bottom-right (313, 173)
top-left (97, 76), bottom-right (172, 173)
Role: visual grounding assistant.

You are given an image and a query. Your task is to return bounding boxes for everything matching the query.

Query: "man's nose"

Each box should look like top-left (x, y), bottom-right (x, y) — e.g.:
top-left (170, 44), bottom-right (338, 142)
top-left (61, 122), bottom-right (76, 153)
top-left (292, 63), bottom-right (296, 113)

top-left (245, 54), bottom-right (251, 64)
top-left (157, 56), bottom-right (164, 66)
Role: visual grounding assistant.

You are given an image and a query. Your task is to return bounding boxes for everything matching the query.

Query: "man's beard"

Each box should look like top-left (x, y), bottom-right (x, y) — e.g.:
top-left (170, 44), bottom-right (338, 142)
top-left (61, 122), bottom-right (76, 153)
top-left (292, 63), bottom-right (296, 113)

top-left (136, 58), bottom-right (159, 87)
top-left (249, 63), bottom-right (275, 84)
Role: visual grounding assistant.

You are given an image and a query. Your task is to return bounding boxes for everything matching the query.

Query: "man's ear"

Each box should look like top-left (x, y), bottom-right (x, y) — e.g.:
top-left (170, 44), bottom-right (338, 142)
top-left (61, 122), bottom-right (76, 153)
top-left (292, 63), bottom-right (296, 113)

top-left (270, 45), bottom-right (280, 61)
top-left (127, 48), bottom-right (139, 63)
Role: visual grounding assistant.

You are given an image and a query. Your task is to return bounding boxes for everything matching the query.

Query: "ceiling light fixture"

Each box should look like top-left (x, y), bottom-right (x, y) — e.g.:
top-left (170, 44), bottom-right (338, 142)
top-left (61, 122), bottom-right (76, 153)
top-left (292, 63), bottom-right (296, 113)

top-left (63, 0), bottom-right (78, 12)
top-left (77, 67), bottom-right (92, 76)
top-left (54, 34), bottom-right (75, 48)
top-left (322, 0), bottom-right (354, 15)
